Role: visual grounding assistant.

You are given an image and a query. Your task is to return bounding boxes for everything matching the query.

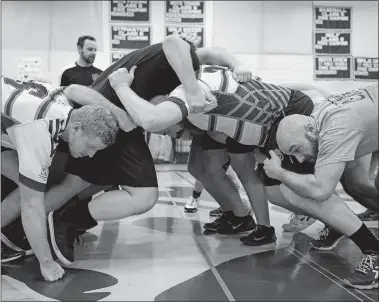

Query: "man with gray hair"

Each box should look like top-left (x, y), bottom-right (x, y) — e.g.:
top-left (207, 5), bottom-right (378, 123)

top-left (1, 75), bottom-right (120, 282)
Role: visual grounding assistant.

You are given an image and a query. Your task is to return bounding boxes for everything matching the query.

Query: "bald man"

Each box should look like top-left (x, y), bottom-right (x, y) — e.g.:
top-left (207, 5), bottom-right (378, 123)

top-left (263, 84), bottom-right (378, 290)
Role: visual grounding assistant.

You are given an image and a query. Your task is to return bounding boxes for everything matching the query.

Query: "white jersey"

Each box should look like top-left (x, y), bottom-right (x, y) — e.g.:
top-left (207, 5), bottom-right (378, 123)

top-left (1, 75), bottom-right (73, 192)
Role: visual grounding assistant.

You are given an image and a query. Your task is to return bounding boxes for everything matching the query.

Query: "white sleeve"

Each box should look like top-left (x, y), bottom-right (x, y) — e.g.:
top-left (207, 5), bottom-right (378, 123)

top-left (7, 120), bottom-right (53, 192)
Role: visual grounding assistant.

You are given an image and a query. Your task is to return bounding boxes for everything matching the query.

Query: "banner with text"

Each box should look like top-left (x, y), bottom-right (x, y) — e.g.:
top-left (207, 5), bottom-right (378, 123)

top-left (353, 57), bottom-right (378, 81)
top-left (111, 25), bottom-right (151, 50)
top-left (314, 7), bottom-right (351, 29)
top-left (165, 26), bottom-right (204, 47)
top-left (165, 1), bottom-right (204, 23)
top-left (314, 31), bottom-right (350, 54)
top-left (110, 1), bottom-right (150, 22)
top-left (110, 52), bottom-right (132, 63)
top-left (314, 56), bottom-right (351, 80)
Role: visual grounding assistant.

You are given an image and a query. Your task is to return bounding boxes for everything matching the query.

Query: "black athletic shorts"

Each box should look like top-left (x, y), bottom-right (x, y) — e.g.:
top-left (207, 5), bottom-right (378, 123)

top-left (257, 90), bottom-right (315, 186)
top-left (199, 133), bottom-right (255, 154)
top-left (65, 42), bottom-right (199, 187)
top-left (190, 134), bottom-right (231, 171)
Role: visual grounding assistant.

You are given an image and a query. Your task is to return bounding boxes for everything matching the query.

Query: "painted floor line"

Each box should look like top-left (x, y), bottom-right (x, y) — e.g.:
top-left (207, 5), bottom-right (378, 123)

top-left (286, 248), bottom-right (364, 301)
top-left (290, 247), bottom-right (375, 302)
top-left (166, 180), bottom-right (236, 302)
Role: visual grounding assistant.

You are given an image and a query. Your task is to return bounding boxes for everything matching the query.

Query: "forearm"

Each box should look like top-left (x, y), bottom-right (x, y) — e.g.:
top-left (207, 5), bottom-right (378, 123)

top-left (199, 47), bottom-right (241, 70)
top-left (113, 85), bottom-right (161, 131)
top-left (162, 35), bottom-right (198, 93)
top-left (20, 196), bottom-right (54, 264)
top-left (64, 85), bottom-right (118, 112)
top-left (276, 169), bottom-right (325, 201)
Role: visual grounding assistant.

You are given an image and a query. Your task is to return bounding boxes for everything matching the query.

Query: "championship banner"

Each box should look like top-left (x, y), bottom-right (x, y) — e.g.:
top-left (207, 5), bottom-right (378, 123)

top-left (165, 1), bottom-right (205, 23)
top-left (111, 25), bottom-right (151, 50)
top-left (110, 1), bottom-right (150, 22)
top-left (314, 56), bottom-right (351, 80)
top-left (166, 26), bottom-right (204, 48)
top-left (314, 7), bottom-right (351, 30)
top-left (314, 31), bottom-right (350, 55)
top-left (353, 57), bottom-right (378, 81)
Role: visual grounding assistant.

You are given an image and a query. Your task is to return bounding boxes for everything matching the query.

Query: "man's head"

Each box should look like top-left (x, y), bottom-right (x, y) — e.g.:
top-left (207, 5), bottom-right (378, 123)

top-left (67, 105), bottom-right (119, 158)
top-left (276, 114), bottom-right (319, 163)
top-left (77, 35), bottom-right (97, 65)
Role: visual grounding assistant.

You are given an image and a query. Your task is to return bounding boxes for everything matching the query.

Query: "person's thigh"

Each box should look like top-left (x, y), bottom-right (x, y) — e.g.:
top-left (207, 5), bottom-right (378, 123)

top-left (1, 149), bottom-right (19, 184)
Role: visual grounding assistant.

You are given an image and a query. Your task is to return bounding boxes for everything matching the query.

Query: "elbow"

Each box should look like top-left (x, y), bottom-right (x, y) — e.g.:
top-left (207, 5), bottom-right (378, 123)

top-left (163, 35), bottom-right (189, 52)
top-left (313, 188), bottom-right (334, 202)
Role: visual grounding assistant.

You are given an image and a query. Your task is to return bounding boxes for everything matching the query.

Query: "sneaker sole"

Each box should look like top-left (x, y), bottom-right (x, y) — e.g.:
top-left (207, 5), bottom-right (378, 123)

top-left (2, 233), bottom-right (36, 257)
top-left (1, 233), bottom-right (24, 253)
top-left (343, 279), bottom-right (379, 290)
top-left (1, 253), bottom-right (24, 263)
top-left (184, 208), bottom-right (198, 213)
top-left (242, 236), bottom-right (277, 246)
top-left (310, 236), bottom-right (344, 251)
top-left (48, 211), bottom-right (73, 266)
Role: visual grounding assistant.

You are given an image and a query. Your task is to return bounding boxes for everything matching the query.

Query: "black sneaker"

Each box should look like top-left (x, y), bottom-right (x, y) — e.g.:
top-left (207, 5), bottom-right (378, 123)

top-left (357, 210), bottom-right (379, 221)
top-left (240, 225), bottom-right (277, 246)
top-left (1, 244), bottom-right (25, 263)
top-left (209, 207), bottom-right (224, 217)
top-left (344, 251), bottom-right (379, 290)
top-left (310, 226), bottom-right (343, 251)
top-left (47, 210), bottom-right (78, 266)
top-left (2, 218), bottom-right (33, 256)
top-left (203, 211), bottom-right (234, 231)
top-left (217, 216), bottom-right (256, 234)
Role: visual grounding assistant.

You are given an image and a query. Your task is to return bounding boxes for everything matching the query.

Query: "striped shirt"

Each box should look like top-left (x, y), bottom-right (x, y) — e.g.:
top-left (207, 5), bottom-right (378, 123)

top-left (1, 75), bottom-right (72, 192)
top-left (168, 65), bottom-right (293, 146)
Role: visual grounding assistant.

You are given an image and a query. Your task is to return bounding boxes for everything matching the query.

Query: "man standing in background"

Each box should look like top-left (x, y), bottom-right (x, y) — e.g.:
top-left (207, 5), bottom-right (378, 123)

top-left (56, 35), bottom-right (115, 234)
top-left (57, 35), bottom-right (102, 88)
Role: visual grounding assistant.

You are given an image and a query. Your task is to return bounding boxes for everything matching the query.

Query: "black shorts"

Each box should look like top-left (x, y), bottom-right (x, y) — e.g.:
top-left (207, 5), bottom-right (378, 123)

top-left (65, 128), bottom-right (158, 187)
top-left (190, 134), bottom-right (231, 171)
top-left (258, 90), bottom-right (315, 186)
top-left (200, 133), bottom-right (255, 154)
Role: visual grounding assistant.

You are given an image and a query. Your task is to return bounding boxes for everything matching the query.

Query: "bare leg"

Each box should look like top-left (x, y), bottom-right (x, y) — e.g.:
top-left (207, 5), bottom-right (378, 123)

top-left (280, 184), bottom-right (361, 236)
top-left (229, 152), bottom-right (270, 226)
top-left (88, 186), bottom-right (158, 221)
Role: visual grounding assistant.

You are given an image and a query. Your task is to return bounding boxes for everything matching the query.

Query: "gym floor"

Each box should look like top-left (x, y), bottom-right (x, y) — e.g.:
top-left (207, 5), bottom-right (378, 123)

top-left (1, 165), bottom-right (378, 301)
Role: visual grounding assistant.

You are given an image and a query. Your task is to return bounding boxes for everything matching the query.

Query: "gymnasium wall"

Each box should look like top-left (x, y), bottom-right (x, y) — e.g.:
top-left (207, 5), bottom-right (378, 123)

top-left (2, 1), bottom-right (378, 92)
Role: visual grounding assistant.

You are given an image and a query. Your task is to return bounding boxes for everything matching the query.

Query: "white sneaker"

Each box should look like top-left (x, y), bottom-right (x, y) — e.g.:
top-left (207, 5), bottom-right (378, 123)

top-left (184, 196), bottom-right (199, 213)
top-left (282, 214), bottom-right (316, 232)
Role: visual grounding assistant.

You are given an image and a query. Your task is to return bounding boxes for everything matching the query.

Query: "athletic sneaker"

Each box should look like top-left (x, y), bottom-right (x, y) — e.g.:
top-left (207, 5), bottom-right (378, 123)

top-left (240, 225), bottom-right (277, 246)
top-left (310, 226), bottom-right (344, 251)
top-left (47, 210), bottom-right (79, 266)
top-left (204, 211), bottom-right (233, 231)
top-left (357, 209), bottom-right (379, 221)
top-left (344, 251), bottom-right (378, 290)
top-left (184, 196), bottom-right (199, 213)
top-left (2, 217), bottom-right (33, 256)
top-left (282, 214), bottom-right (316, 232)
top-left (209, 207), bottom-right (224, 217)
top-left (1, 244), bottom-right (24, 263)
top-left (217, 216), bottom-right (256, 234)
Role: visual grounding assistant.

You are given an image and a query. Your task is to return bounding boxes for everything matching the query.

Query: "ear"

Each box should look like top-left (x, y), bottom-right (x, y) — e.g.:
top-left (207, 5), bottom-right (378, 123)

top-left (71, 122), bottom-right (82, 134)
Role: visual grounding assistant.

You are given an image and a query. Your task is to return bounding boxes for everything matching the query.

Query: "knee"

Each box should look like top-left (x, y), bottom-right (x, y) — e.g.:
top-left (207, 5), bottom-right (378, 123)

top-left (341, 173), bottom-right (367, 196)
top-left (132, 187), bottom-right (159, 214)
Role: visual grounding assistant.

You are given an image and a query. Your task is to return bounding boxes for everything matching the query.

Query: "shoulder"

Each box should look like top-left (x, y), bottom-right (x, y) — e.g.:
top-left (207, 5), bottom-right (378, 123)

top-left (58, 63), bottom-right (77, 76)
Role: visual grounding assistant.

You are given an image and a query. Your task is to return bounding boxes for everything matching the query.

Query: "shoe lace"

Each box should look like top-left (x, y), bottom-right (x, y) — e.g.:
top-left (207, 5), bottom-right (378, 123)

top-left (356, 253), bottom-right (377, 274)
top-left (67, 225), bottom-right (84, 247)
top-left (316, 226), bottom-right (330, 241)
top-left (288, 213), bottom-right (296, 222)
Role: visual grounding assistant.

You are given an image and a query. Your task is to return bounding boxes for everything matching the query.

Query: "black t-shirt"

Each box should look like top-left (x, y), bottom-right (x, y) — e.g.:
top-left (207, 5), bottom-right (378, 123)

top-left (59, 63), bottom-right (103, 87)
top-left (91, 42), bottom-right (200, 109)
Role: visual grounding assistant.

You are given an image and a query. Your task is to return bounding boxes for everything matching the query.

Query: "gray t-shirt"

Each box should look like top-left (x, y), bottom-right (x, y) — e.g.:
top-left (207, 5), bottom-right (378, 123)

top-left (312, 84), bottom-right (378, 168)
